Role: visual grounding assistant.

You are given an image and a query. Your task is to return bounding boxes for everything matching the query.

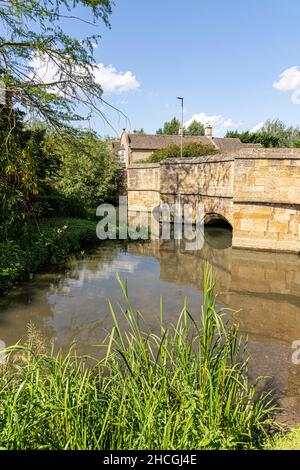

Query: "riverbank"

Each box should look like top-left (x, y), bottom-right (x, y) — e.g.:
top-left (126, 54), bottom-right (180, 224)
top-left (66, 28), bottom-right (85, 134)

top-left (268, 428), bottom-right (300, 450)
top-left (0, 218), bottom-right (98, 294)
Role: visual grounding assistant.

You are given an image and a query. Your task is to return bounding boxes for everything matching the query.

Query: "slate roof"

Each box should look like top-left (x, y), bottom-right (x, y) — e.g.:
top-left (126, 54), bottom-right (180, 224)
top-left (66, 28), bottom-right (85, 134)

top-left (111, 140), bottom-right (121, 152)
top-left (126, 133), bottom-right (260, 152)
top-left (127, 134), bottom-right (211, 150)
top-left (212, 137), bottom-right (251, 152)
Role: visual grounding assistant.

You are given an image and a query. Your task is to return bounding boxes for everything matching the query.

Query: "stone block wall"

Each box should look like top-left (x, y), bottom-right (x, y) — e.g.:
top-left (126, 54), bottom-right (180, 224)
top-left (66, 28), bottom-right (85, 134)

top-left (232, 150), bottom-right (300, 252)
top-left (130, 150), bottom-right (154, 163)
top-left (159, 156), bottom-right (234, 224)
top-left (159, 155), bottom-right (234, 198)
top-left (126, 149), bottom-right (300, 253)
top-left (127, 164), bottom-right (160, 212)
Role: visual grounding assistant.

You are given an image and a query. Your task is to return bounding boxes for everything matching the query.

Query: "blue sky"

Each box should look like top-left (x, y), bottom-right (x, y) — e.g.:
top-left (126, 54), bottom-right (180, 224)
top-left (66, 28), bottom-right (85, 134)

top-left (55, 0), bottom-right (300, 136)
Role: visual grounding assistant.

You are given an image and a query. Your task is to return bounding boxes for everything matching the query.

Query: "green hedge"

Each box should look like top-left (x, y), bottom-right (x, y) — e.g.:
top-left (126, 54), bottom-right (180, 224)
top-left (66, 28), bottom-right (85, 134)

top-left (142, 142), bottom-right (218, 163)
top-left (0, 218), bottom-right (98, 293)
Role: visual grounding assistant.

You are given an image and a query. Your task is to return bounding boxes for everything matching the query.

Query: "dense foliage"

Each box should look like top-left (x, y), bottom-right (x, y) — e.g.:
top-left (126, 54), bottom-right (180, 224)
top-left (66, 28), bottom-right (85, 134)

top-left (156, 117), bottom-right (181, 135)
top-left (0, 266), bottom-right (277, 449)
top-left (156, 117), bottom-right (205, 136)
top-left (0, 111), bottom-right (120, 293)
top-left (0, 109), bottom-right (60, 238)
top-left (185, 119), bottom-right (205, 136)
top-left (144, 142), bottom-right (218, 163)
top-left (50, 130), bottom-right (120, 209)
top-left (226, 130), bottom-right (281, 148)
top-left (0, 1), bottom-right (122, 296)
top-left (0, 109), bottom-right (121, 237)
top-left (226, 119), bottom-right (300, 148)
top-left (0, 218), bottom-right (97, 293)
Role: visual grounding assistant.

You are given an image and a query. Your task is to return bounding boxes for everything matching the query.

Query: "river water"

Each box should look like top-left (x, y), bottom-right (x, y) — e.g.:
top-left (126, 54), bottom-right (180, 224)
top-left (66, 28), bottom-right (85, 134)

top-left (1, 227), bottom-right (300, 424)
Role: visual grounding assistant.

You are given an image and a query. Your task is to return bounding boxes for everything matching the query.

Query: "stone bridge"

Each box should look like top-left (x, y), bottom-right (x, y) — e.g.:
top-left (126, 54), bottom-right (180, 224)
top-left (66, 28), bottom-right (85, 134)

top-left (126, 148), bottom-right (300, 253)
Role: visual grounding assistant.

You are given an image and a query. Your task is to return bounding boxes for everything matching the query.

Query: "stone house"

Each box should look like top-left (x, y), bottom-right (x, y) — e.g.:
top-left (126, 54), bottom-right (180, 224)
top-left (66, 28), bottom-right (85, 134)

top-left (115, 126), bottom-right (261, 166)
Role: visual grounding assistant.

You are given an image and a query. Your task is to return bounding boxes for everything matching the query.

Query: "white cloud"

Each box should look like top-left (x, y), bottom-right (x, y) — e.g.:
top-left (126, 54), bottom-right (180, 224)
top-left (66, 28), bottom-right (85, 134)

top-left (273, 66), bottom-right (300, 104)
top-left (184, 112), bottom-right (240, 136)
top-left (222, 118), bottom-right (237, 128)
top-left (30, 56), bottom-right (140, 95)
top-left (93, 64), bottom-right (140, 94)
top-left (250, 121), bottom-right (265, 133)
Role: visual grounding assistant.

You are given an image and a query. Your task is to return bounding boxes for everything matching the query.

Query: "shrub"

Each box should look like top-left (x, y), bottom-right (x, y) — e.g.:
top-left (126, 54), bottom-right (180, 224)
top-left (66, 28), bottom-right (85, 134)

top-left (293, 138), bottom-right (300, 148)
top-left (33, 185), bottom-right (87, 219)
top-left (0, 240), bottom-right (25, 291)
top-left (49, 130), bottom-right (121, 209)
top-left (145, 142), bottom-right (218, 163)
top-left (0, 218), bottom-right (97, 293)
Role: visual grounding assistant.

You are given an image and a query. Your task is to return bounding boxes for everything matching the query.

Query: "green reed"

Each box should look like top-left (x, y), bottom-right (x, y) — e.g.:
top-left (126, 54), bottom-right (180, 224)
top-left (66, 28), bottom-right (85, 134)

top-left (0, 263), bottom-right (277, 450)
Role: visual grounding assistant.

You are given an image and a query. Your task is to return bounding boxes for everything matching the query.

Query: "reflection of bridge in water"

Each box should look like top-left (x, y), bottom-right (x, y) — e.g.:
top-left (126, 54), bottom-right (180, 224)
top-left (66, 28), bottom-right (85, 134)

top-left (128, 229), bottom-right (300, 425)
top-left (1, 232), bottom-right (300, 425)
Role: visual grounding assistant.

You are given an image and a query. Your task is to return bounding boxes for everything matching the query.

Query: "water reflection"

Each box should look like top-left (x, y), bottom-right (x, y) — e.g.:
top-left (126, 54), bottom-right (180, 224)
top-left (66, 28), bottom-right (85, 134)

top-left (0, 229), bottom-right (300, 424)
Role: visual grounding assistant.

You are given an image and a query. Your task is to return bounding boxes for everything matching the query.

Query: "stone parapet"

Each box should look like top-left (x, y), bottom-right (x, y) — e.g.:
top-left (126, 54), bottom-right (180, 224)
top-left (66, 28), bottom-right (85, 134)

top-left (235, 148), bottom-right (300, 159)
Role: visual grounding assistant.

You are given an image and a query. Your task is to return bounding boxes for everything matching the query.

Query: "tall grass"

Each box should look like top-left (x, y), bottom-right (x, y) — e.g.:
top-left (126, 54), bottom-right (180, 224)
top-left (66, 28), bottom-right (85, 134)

top-left (0, 264), bottom-right (277, 450)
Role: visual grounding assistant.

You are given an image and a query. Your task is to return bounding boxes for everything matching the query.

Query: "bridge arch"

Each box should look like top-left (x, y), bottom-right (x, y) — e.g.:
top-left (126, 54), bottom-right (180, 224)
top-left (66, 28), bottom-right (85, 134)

top-left (203, 212), bottom-right (233, 250)
top-left (204, 212), bottom-right (233, 230)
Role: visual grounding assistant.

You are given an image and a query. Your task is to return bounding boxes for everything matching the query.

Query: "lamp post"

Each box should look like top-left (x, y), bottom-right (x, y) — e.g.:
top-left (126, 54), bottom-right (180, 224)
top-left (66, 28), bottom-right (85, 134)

top-left (177, 97), bottom-right (184, 158)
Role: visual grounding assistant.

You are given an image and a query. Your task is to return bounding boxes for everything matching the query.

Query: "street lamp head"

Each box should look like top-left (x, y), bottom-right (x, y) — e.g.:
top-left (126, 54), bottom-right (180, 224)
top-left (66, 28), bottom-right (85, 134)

top-left (177, 96), bottom-right (183, 101)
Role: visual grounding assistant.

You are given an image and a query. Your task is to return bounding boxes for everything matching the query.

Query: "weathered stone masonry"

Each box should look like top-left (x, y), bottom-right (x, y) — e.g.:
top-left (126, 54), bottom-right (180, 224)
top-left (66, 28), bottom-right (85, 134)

top-left (127, 148), bottom-right (300, 253)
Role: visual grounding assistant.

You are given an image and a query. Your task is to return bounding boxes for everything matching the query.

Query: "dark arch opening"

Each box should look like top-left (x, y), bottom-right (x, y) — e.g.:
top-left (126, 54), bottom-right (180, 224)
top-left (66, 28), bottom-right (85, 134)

top-left (204, 213), bottom-right (233, 250)
top-left (204, 213), bottom-right (233, 230)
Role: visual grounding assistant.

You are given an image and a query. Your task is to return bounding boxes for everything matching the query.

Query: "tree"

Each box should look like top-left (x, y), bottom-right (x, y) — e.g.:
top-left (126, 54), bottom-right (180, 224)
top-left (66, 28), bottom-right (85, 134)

top-left (133, 128), bottom-right (145, 134)
top-left (156, 117), bottom-right (180, 135)
top-left (185, 120), bottom-right (204, 136)
top-left (0, 108), bottom-right (61, 235)
top-left (261, 119), bottom-right (300, 147)
top-left (226, 119), bottom-right (300, 148)
top-left (51, 130), bottom-right (121, 208)
top-left (156, 117), bottom-right (205, 136)
top-left (0, 0), bottom-right (114, 128)
top-left (225, 130), bottom-right (281, 148)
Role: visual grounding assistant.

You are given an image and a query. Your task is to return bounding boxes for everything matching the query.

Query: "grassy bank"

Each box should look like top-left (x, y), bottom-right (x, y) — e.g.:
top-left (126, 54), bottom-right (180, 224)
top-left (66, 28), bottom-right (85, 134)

top-left (0, 266), bottom-right (277, 450)
top-left (0, 218), bottom-right (98, 294)
top-left (267, 428), bottom-right (300, 450)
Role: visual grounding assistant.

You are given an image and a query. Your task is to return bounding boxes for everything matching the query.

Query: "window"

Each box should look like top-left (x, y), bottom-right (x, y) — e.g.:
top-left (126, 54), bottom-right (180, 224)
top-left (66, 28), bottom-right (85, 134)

top-left (118, 148), bottom-right (126, 163)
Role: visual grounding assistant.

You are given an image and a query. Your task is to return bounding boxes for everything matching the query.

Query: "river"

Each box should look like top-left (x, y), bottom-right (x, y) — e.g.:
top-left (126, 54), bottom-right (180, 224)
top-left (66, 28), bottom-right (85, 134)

top-left (1, 227), bottom-right (300, 425)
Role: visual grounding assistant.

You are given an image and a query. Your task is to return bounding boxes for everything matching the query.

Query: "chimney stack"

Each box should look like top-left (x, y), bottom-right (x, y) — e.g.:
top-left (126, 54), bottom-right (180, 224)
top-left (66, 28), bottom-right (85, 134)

top-left (204, 122), bottom-right (213, 138)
